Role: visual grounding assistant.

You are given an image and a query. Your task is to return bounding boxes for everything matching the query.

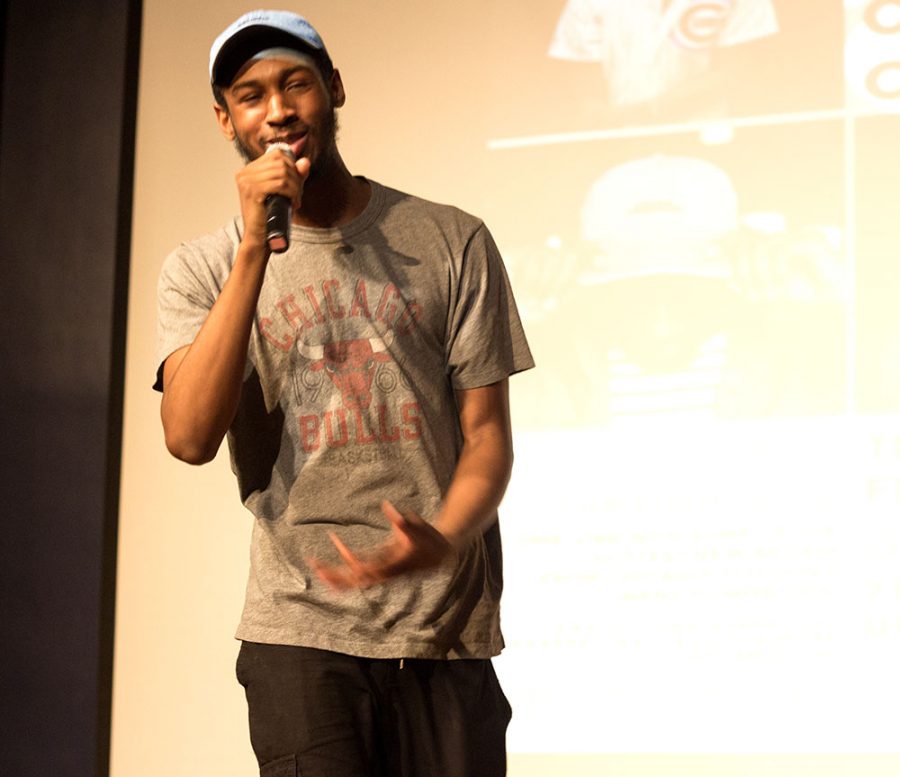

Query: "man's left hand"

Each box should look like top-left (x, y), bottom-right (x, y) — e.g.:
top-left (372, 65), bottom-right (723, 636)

top-left (309, 500), bottom-right (455, 590)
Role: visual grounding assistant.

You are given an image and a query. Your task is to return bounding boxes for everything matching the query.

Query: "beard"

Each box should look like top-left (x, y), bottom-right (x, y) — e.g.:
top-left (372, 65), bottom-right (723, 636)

top-left (232, 134), bottom-right (255, 163)
top-left (232, 110), bottom-right (340, 182)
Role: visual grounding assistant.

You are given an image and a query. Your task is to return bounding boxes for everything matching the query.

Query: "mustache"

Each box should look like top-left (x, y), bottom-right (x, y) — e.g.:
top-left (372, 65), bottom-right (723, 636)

top-left (231, 110), bottom-right (339, 165)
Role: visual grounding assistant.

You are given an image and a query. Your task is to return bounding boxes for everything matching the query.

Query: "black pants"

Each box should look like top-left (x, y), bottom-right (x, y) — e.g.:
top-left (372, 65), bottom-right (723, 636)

top-left (236, 642), bottom-right (512, 777)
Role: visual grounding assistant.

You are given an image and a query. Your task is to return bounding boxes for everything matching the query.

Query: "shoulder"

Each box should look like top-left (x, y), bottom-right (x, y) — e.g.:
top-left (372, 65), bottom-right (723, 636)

top-left (166, 219), bottom-right (241, 265)
top-left (159, 219), bottom-right (242, 285)
top-left (373, 182), bottom-right (487, 245)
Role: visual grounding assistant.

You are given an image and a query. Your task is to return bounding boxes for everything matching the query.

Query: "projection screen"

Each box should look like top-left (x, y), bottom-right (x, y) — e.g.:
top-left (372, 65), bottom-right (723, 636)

top-left (113, 1), bottom-right (900, 775)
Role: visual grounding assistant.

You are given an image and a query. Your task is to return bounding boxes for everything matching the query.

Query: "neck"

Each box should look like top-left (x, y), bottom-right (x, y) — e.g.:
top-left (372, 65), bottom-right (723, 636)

top-left (292, 153), bottom-right (370, 229)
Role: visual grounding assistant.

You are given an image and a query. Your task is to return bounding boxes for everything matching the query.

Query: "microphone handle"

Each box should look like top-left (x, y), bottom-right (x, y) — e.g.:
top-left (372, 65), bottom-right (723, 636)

top-left (265, 194), bottom-right (291, 253)
top-left (264, 143), bottom-right (295, 254)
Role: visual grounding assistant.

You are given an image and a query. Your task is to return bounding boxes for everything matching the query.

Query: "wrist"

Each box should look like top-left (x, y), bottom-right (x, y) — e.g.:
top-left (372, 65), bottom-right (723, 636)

top-left (236, 235), bottom-right (271, 263)
top-left (431, 520), bottom-right (467, 554)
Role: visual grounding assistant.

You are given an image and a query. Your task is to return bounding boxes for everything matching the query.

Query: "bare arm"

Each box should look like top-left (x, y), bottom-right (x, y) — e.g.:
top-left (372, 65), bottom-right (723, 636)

top-left (160, 152), bottom-right (309, 464)
top-left (433, 379), bottom-right (514, 548)
top-left (160, 243), bottom-right (269, 464)
top-left (311, 379), bottom-right (514, 588)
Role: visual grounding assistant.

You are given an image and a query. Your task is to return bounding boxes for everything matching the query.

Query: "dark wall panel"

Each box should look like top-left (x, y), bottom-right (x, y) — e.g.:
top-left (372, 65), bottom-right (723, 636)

top-left (0, 1), bottom-right (140, 775)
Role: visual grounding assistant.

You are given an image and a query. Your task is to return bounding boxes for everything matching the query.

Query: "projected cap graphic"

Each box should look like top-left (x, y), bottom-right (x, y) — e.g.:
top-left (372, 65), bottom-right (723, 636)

top-left (579, 154), bottom-right (738, 283)
top-left (845, 0), bottom-right (900, 112)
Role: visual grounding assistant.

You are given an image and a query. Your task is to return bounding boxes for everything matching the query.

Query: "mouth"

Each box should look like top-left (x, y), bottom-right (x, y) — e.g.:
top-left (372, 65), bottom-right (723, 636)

top-left (265, 132), bottom-right (308, 160)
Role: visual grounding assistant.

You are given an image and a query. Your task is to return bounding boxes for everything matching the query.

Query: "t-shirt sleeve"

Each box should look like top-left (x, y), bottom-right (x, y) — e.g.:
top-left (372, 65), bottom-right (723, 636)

top-left (153, 243), bottom-right (221, 391)
top-left (718, 0), bottom-right (779, 47)
top-left (445, 224), bottom-right (535, 390)
top-left (548, 0), bottom-right (606, 62)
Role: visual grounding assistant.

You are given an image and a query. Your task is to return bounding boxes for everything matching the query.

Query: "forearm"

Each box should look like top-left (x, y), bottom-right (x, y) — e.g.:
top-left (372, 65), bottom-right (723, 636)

top-left (310, 382), bottom-right (516, 589)
top-left (161, 242), bottom-right (268, 463)
top-left (432, 424), bottom-right (513, 551)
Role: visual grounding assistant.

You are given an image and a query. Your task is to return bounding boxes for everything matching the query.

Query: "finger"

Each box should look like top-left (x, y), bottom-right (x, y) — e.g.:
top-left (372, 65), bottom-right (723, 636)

top-left (382, 500), bottom-right (428, 529)
top-left (307, 556), bottom-right (354, 590)
top-left (380, 501), bottom-right (421, 552)
top-left (238, 167), bottom-right (299, 203)
top-left (329, 532), bottom-right (375, 587)
top-left (329, 531), bottom-right (363, 569)
top-left (315, 566), bottom-right (356, 590)
top-left (310, 553), bottom-right (380, 591)
top-left (292, 158), bottom-right (311, 208)
top-left (381, 500), bottom-right (409, 528)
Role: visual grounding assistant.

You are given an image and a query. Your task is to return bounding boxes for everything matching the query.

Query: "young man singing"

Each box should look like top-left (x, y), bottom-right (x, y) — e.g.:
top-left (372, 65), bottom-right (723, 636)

top-left (155, 10), bottom-right (533, 776)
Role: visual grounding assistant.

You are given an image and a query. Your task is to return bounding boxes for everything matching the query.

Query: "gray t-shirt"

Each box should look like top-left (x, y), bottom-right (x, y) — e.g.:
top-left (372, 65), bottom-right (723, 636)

top-left (155, 180), bottom-right (534, 659)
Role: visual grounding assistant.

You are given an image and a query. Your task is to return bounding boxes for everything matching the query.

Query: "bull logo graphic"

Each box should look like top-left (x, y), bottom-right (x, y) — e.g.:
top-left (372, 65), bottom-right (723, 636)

top-left (297, 332), bottom-right (394, 410)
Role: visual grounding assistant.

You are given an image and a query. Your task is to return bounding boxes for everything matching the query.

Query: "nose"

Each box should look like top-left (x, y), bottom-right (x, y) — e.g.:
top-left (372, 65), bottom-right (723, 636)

top-left (266, 91), bottom-right (295, 126)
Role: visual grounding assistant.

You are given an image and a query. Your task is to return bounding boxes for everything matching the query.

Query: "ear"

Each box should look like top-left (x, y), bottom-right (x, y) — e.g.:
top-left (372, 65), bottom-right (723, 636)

top-left (330, 69), bottom-right (346, 108)
top-left (213, 101), bottom-right (236, 141)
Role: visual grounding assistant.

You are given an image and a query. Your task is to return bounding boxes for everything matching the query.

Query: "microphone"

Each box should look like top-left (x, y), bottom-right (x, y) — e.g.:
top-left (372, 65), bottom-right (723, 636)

top-left (264, 143), bottom-right (295, 253)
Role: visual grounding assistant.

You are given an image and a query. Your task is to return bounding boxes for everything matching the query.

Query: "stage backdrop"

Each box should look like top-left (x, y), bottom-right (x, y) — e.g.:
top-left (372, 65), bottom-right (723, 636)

top-left (114, 1), bottom-right (900, 775)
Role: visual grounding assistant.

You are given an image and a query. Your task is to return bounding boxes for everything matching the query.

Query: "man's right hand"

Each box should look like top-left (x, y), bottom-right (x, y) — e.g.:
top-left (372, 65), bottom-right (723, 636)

top-left (236, 150), bottom-right (311, 251)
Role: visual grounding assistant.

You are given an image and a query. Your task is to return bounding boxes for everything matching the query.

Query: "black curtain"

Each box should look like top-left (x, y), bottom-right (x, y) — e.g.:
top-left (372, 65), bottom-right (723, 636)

top-left (0, 1), bottom-right (141, 775)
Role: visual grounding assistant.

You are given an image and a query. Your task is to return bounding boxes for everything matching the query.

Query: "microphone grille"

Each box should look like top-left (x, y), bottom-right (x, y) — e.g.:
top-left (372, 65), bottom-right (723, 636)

top-left (265, 142), bottom-right (296, 162)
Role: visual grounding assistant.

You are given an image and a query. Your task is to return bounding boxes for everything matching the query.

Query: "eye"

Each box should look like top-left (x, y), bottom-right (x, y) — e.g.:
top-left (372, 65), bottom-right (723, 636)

top-left (237, 91), bottom-right (261, 104)
top-left (286, 77), bottom-right (313, 92)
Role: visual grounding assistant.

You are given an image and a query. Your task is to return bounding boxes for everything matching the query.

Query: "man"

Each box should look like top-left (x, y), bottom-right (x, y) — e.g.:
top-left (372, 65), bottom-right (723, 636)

top-left (154, 9), bottom-right (533, 777)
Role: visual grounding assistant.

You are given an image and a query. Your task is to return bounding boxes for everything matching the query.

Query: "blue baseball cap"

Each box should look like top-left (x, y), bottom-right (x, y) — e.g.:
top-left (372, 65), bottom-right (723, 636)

top-left (209, 10), bottom-right (333, 86)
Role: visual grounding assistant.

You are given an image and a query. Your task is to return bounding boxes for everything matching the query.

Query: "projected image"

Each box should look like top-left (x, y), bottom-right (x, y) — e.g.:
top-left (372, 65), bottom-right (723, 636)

top-left (486, 0), bottom-right (899, 761)
top-left (548, 0), bottom-right (780, 122)
top-left (856, 114), bottom-right (900, 412)
top-left (505, 145), bottom-right (847, 428)
top-left (485, 0), bottom-right (845, 144)
top-left (845, 0), bottom-right (900, 112)
top-left (491, 121), bottom-right (856, 752)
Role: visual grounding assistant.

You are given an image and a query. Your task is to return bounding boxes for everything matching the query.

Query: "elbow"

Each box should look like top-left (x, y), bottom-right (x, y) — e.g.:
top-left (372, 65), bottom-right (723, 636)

top-left (161, 398), bottom-right (224, 465)
top-left (166, 440), bottom-right (217, 466)
top-left (163, 428), bottom-right (219, 465)
top-left (172, 447), bottom-right (217, 466)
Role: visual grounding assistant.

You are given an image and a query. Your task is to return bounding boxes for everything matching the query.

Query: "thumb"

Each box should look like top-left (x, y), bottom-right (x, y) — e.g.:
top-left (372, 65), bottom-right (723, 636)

top-left (292, 158), bottom-right (311, 209)
top-left (295, 157), bottom-right (311, 180)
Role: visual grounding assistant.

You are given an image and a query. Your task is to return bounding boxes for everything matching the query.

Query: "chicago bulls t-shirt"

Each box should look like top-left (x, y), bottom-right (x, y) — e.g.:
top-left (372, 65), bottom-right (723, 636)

top-left (154, 180), bottom-right (534, 658)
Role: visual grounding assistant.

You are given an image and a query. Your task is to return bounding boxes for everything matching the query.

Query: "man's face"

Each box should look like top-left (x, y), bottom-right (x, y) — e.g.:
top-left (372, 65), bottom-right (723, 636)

top-left (214, 56), bottom-right (344, 174)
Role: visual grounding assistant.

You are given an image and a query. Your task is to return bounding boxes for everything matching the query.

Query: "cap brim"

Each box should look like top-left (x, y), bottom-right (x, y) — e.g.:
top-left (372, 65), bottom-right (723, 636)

top-left (211, 26), bottom-right (325, 86)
